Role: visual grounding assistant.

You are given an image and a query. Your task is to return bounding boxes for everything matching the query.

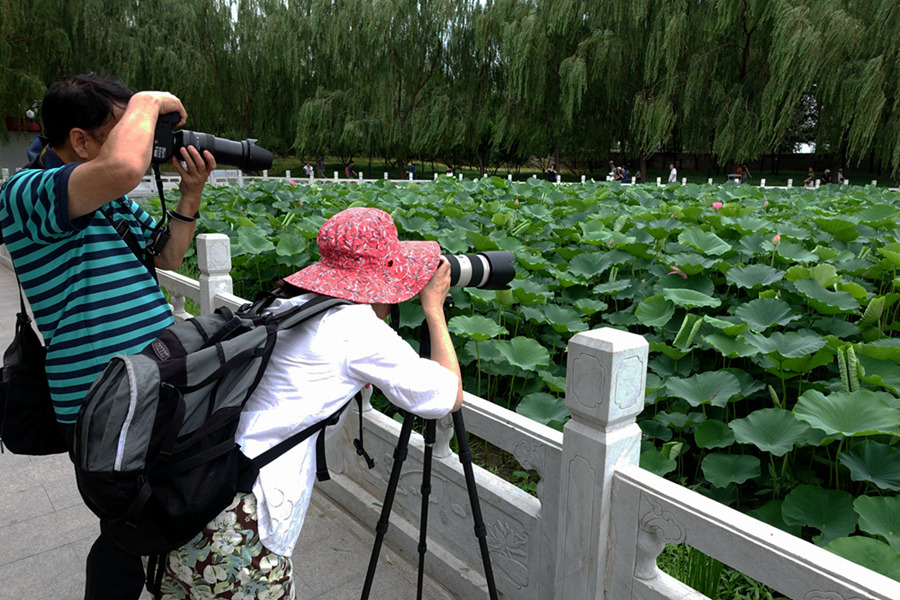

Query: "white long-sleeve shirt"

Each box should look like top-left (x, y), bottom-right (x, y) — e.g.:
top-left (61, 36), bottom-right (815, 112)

top-left (234, 295), bottom-right (458, 555)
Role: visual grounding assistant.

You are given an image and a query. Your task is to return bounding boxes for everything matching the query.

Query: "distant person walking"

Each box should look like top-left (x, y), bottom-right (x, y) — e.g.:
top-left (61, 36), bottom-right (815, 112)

top-left (740, 163), bottom-right (751, 184)
top-left (547, 163), bottom-right (558, 182)
top-left (407, 161), bottom-right (417, 180)
top-left (345, 160), bottom-right (357, 178)
top-left (668, 163), bottom-right (677, 183)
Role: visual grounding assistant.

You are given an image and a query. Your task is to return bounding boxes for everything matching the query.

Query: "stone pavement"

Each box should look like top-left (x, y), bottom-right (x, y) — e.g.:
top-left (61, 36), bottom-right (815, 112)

top-left (0, 255), bottom-right (458, 600)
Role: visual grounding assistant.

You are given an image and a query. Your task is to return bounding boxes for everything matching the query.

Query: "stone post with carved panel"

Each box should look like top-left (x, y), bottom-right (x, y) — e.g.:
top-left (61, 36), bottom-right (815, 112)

top-left (554, 328), bottom-right (648, 600)
top-left (197, 233), bottom-right (234, 314)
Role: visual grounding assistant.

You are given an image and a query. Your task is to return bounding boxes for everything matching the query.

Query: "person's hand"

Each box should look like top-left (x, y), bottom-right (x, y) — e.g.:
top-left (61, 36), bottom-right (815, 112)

top-left (419, 259), bottom-right (451, 316)
top-left (131, 91), bottom-right (188, 127)
top-left (174, 145), bottom-right (216, 207)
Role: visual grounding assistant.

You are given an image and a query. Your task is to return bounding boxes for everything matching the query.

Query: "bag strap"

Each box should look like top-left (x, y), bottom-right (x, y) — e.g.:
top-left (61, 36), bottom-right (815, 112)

top-left (270, 294), bottom-right (352, 330)
top-left (99, 203), bottom-right (159, 282)
top-left (251, 402), bottom-right (350, 471)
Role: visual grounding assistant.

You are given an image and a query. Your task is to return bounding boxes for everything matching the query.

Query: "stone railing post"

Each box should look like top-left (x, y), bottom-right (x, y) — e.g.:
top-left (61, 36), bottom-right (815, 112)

top-left (197, 233), bottom-right (233, 314)
top-left (554, 328), bottom-right (648, 600)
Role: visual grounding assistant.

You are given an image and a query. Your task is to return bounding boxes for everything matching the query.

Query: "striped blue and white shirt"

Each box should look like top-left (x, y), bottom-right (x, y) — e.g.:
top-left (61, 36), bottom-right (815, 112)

top-left (0, 149), bottom-right (173, 424)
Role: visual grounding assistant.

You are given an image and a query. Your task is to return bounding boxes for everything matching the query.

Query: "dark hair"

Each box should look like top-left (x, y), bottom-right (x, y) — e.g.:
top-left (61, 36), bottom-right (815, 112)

top-left (41, 73), bottom-right (133, 147)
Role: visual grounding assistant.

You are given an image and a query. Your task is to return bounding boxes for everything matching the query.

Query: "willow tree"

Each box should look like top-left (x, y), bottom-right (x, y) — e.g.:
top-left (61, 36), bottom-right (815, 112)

top-left (293, 0), bottom-right (468, 173)
top-left (0, 0), bottom-right (75, 140)
top-left (813, 0), bottom-right (900, 174)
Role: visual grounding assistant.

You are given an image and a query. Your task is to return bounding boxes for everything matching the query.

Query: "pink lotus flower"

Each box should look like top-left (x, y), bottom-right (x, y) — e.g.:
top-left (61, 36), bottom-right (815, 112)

top-left (772, 233), bottom-right (781, 246)
top-left (712, 202), bottom-right (723, 210)
top-left (609, 238), bottom-right (615, 246)
top-left (764, 200), bottom-right (769, 207)
top-left (289, 180), bottom-right (297, 185)
top-left (668, 266), bottom-right (688, 279)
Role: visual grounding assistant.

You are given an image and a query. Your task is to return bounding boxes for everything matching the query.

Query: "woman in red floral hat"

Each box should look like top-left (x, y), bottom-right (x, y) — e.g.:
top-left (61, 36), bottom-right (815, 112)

top-left (152, 207), bottom-right (463, 598)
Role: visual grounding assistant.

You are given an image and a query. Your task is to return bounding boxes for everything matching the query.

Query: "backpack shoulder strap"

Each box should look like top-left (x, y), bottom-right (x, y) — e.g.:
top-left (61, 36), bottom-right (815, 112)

top-left (270, 294), bottom-right (353, 331)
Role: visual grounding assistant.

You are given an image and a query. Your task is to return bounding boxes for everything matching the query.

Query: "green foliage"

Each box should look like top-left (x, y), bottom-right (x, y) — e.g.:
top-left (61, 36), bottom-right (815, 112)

top-left (3, 0), bottom-right (900, 174)
top-left (171, 175), bottom-right (900, 579)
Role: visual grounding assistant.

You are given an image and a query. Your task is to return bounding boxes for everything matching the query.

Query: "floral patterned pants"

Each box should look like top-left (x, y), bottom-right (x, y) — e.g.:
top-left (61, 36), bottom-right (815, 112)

top-left (147, 493), bottom-right (294, 599)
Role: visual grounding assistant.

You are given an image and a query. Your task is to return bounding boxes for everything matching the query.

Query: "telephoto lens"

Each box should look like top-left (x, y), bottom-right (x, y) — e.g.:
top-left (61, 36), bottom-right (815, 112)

top-left (151, 112), bottom-right (273, 172)
top-left (174, 130), bottom-right (273, 172)
top-left (443, 251), bottom-right (515, 289)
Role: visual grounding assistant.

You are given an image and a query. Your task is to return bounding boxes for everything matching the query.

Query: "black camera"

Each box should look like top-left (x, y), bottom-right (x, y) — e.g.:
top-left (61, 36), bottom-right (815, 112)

top-left (151, 112), bottom-right (273, 172)
top-left (443, 251), bottom-right (515, 289)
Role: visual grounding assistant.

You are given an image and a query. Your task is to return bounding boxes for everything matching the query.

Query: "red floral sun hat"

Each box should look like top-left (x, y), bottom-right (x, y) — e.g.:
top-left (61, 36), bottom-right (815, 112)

top-left (284, 207), bottom-right (441, 304)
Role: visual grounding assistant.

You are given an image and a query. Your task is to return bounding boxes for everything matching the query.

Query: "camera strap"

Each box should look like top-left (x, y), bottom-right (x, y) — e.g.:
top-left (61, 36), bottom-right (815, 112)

top-left (145, 164), bottom-right (171, 260)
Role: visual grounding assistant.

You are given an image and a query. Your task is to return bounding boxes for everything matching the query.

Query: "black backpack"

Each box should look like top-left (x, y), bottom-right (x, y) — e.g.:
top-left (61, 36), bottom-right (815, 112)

top-left (72, 292), bottom-right (371, 561)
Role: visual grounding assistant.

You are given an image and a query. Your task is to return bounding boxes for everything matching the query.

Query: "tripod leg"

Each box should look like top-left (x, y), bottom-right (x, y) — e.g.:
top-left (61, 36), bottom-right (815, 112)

top-left (416, 419), bottom-right (437, 600)
top-left (360, 411), bottom-right (415, 600)
top-left (453, 410), bottom-right (500, 600)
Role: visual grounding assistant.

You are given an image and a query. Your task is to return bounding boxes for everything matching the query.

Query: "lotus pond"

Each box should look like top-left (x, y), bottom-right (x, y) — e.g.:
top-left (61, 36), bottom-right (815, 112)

top-left (152, 176), bottom-right (900, 581)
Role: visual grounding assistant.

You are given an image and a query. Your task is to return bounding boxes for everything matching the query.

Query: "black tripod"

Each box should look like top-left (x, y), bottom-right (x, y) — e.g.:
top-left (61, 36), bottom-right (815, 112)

top-left (360, 305), bottom-right (499, 599)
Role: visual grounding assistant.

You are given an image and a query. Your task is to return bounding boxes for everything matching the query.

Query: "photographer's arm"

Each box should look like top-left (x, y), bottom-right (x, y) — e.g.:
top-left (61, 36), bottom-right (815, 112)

top-left (154, 145), bottom-right (216, 271)
top-left (419, 261), bottom-right (464, 412)
top-left (67, 92), bottom-right (187, 220)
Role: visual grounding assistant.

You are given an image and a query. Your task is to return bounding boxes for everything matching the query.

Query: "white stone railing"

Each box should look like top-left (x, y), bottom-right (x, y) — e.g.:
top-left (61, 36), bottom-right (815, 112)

top-left (5, 165), bottom-right (896, 192)
top-left (148, 232), bottom-right (900, 599)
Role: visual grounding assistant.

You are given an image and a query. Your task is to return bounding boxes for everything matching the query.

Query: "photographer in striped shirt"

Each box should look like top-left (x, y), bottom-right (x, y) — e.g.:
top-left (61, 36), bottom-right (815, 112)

top-left (0, 73), bottom-right (216, 600)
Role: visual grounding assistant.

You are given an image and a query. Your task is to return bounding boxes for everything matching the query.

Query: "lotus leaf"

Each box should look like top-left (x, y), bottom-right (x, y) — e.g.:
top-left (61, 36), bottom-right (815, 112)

top-left (574, 298), bottom-right (608, 315)
top-left (782, 485), bottom-right (857, 546)
top-left (448, 315), bottom-right (508, 342)
top-left (640, 449), bottom-right (678, 477)
top-left (857, 204), bottom-right (899, 226)
top-left (666, 252), bottom-right (716, 275)
top-left (635, 295), bottom-right (675, 328)
top-left (824, 537), bottom-right (900, 581)
top-left (858, 355), bottom-right (900, 394)
top-left (495, 337), bottom-right (550, 371)
top-left (855, 495), bottom-right (900, 552)
top-left (656, 411), bottom-right (705, 429)
top-left (694, 419), bottom-right (735, 449)
top-left (516, 392), bottom-right (570, 429)
top-left (592, 279), bottom-right (632, 295)
top-left (542, 305), bottom-right (589, 334)
top-left (662, 288), bottom-right (721, 309)
top-left (666, 371), bottom-right (743, 407)
top-left (793, 278), bottom-right (860, 315)
top-left (729, 408), bottom-right (810, 456)
top-left (741, 330), bottom-right (826, 359)
top-left (510, 279), bottom-right (553, 305)
top-left (812, 216), bottom-right (858, 236)
top-left (678, 228), bottom-right (732, 256)
top-left (537, 368), bottom-right (566, 393)
top-left (839, 440), bottom-right (900, 491)
top-left (775, 240), bottom-right (819, 263)
top-left (747, 500), bottom-right (801, 536)
top-left (237, 226), bottom-right (276, 254)
top-left (857, 338), bottom-right (900, 362)
top-left (640, 419), bottom-right (674, 442)
top-left (725, 264), bottom-right (784, 289)
top-left (566, 252), bottom-right (611, 281)
top-left (794, 389), bottom-right (900, 437)
top-left (733, 298), bottom-right (799, 331)
top-left (701, 453), bottom-right (760, 488)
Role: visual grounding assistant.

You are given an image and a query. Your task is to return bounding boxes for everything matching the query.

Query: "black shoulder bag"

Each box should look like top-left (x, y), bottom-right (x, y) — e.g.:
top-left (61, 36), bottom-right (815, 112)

top-left (0, 273), bottom-right (68, 454)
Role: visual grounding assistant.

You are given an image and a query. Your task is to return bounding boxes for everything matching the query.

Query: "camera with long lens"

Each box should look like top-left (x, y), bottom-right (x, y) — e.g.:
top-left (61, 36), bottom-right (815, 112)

top-left (443, 251), bottom-right (515, 289)
top-left (151, 112), bottom-right (273, 172)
